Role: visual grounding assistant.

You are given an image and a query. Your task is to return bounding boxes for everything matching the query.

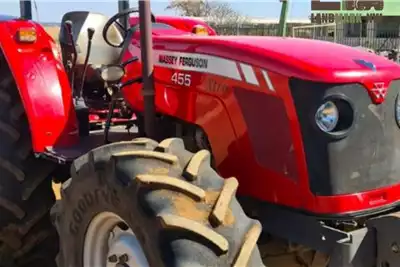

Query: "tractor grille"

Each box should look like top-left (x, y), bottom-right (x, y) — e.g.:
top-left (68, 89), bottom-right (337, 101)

top-left (289, 78), bottom-right (400, 196)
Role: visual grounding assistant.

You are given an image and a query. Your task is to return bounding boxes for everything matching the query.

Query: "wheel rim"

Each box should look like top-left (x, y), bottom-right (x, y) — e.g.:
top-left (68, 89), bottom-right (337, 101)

top-left (84, 211), bottom-right (150, 267)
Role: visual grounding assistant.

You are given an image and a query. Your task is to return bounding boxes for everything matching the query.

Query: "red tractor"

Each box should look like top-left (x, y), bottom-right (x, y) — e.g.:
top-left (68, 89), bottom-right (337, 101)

top-left (1, 1), bottom-right (400, 267)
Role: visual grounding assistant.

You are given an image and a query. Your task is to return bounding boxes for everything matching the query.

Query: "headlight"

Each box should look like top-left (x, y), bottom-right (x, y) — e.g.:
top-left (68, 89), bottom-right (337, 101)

top-left (315, 101), bottom-right (339, 132)
top-left (395, 94), bottom-right (400, 127)
top-left (100, 65), bottom-right (125, 83)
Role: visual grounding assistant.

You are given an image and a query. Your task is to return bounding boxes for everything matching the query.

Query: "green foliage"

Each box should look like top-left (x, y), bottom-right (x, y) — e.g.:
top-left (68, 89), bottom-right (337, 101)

top-left (166, 0), bottom-right (210, 17)
top-left (166, 0), bottom-right (247, 24)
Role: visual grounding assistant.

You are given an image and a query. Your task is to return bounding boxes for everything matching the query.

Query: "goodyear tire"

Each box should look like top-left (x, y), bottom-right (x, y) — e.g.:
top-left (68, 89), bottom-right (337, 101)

top-left (0, 73), bottom-right (57, 266)
top-left (53, 137), bottom-right (265, 267)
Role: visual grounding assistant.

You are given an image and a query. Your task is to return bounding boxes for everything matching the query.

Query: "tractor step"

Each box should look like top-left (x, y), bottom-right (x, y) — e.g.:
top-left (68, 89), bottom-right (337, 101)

top-left (41, 126), bottom-right (138, 164)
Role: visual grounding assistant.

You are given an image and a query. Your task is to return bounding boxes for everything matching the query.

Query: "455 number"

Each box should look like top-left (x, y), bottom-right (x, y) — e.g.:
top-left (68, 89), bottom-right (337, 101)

top-left (171, 72), bottom-right (191, 87)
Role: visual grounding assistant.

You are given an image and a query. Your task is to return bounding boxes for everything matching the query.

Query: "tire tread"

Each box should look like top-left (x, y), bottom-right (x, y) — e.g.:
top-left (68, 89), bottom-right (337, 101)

top-left (55, 137), bottom-right (265, 267)
top-left (0, 73), bottom-right (57, 267)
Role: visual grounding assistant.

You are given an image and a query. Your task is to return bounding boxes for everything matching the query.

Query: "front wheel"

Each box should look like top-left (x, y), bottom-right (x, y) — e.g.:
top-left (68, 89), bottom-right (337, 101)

top-left (53, 137), bottom-right (265, 267)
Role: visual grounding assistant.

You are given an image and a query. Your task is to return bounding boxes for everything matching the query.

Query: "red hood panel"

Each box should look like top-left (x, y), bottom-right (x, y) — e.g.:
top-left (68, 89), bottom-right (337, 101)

top-left (219, 36), bottom-right (400, 73)
top-left (154, 35), bottom-right (400, 84)
top-left (152, 35), bottom-right (400, 104)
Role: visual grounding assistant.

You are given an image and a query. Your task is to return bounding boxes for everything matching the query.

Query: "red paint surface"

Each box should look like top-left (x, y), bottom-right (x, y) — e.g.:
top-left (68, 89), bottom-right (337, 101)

top-left (122, 33), bottom-right (400, 215)
top-left (0, 18), bottom-right (79, 151)
top-left (129, 15), bottom-right (217, 36)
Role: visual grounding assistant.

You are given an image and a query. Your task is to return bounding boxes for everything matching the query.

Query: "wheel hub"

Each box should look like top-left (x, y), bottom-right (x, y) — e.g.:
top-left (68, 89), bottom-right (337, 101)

top-left (84, 212), bottom-right (149, 267)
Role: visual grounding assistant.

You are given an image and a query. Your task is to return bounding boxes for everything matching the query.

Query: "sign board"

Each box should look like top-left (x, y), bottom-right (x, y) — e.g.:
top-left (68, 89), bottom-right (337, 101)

top-left (310, 0), bottom-right (400, 24)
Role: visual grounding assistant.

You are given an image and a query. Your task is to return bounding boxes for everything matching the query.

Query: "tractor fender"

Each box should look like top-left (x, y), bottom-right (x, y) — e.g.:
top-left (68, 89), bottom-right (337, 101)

top-left (0, 20), bottom-right (79, 152)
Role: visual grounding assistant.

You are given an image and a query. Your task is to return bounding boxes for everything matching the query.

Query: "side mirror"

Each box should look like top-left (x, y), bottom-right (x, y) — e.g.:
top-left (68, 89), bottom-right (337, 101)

top-left (100, 64), bottom-right (125, 83)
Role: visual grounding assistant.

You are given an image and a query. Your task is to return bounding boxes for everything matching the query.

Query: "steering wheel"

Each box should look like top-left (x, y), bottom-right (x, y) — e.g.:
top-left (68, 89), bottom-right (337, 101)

top-left (102, 7), bottom-right (156, 48)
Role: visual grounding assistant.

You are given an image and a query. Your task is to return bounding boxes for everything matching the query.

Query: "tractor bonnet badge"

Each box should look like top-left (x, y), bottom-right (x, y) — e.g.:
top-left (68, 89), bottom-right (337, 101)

top-left (354, 59), bottom-right (377, 72)
top-left (371, 82), bottom-right (387, 99)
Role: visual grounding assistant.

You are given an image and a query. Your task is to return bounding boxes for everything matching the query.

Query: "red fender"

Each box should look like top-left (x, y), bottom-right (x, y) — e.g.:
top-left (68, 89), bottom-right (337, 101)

top-left (0, 19), bottom-right (79, 152)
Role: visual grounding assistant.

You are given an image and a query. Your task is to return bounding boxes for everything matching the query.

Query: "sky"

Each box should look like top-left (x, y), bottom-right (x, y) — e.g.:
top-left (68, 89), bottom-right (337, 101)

top-left (0, 0), bottom-right (322, 22)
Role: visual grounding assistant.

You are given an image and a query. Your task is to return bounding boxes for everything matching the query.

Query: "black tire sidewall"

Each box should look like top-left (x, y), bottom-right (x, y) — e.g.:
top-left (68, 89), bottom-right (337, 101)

top-left (58, 171), bottom-right (164, 267)
top-left (56, 138), bottom-right (265, 267)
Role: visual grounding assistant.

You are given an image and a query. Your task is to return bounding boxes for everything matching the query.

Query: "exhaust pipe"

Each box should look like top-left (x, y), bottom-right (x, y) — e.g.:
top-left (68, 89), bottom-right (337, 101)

top-left (20, 0), bottom-right (32, 20)
top-left (118, 0), bottom-right (130, 29)
top-left (138, 0), bottom-right (156, 139)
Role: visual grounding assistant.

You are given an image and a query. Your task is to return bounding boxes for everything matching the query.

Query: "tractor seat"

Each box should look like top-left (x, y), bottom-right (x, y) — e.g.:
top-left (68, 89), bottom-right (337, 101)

top-left (59, 11), bottom-right (124, 82)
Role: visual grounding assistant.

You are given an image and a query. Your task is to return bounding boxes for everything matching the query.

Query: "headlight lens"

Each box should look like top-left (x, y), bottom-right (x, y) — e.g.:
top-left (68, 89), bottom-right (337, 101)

top-left (100, 65), bottom-right (125, 82)
top-left (395, 94), bottom-right (400, 126)
top-left (315, 101), bottom-right (339, 132)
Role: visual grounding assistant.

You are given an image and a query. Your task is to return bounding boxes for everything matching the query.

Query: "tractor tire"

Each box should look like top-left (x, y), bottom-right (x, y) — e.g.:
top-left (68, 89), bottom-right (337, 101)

top-left (0, 76), bottom-right (58, 266)
top-left (53, 137), bottom-right (265, 267)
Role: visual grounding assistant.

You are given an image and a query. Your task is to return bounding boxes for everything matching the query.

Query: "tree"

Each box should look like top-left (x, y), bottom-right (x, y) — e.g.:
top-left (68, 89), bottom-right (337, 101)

top-left (206, 2), bottom-right (247, 25)
top-left (166, 0), bottom-right (247, 25)
top-left (166, 0), bottom-right (211, 17)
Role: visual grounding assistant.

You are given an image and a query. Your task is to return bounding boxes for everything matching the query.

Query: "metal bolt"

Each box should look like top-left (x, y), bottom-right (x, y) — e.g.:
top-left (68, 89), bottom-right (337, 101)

top-left (108, 254), bottom-right (118, 263)
top-left (391, 242), bottom-right (400, 253)
top-left (119, 253), bottom-right (129, 263)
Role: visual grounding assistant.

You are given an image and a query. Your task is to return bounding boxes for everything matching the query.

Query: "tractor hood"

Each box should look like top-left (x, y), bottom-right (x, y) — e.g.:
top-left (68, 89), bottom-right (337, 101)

top-left (233, 36), bottom-right (397, 72)
top-left (243, 37), bottom-right (400, 81)
top-left (176, 35), bottom-right (400, 84)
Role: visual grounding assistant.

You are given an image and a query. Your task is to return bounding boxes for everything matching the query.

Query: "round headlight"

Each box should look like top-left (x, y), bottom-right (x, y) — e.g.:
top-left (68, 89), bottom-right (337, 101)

top-left (100, 65), bottom-right (125, 83)
top-left (395, 94), bottom-right (400, 126)
top-left (315, 101), bottom-right (339, 132)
